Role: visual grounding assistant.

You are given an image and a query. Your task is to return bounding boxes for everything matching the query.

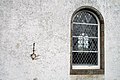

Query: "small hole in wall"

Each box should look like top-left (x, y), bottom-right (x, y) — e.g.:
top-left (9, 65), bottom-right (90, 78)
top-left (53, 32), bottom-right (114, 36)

top-left (33, 78), bottom-right (38, 80)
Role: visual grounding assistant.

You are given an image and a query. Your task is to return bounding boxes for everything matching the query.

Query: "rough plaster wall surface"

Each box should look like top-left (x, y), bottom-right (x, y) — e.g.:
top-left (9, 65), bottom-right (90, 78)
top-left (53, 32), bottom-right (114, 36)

top-left (105, 0), bottom-right (120, 80)
top-left (0, 0), bottom-right (120, 80)
top-left (0, 0), bottom-right (71, 80)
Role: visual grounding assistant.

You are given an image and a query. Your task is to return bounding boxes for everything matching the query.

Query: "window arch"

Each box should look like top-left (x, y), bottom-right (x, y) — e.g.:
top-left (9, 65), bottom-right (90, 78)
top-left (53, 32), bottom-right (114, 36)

top-left (70, 6), bottom-right (104, 75)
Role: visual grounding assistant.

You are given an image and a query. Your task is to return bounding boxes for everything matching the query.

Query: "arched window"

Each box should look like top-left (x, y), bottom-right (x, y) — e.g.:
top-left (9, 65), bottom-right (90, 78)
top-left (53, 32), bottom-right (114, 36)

top-left (70, 6), bottom-right (104, 75)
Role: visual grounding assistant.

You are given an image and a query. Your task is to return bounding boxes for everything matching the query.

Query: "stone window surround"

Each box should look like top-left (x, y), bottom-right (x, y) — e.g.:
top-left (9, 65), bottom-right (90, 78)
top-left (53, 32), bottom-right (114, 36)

top-left (70, 6), bottom-right (104, 75)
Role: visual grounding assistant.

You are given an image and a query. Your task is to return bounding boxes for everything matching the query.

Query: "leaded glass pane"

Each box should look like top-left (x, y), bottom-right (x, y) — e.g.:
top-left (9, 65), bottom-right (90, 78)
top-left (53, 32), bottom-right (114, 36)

top-left (72, 52), bottom-right (98, 65)
top-left (72, 24), bottom-right (98, 37)
top-left (72, 37), bottom-right (98, 51)
top-left (73, 11), bottom-right (97, 24)
top-left (72, 10), bottom-right (99, 66)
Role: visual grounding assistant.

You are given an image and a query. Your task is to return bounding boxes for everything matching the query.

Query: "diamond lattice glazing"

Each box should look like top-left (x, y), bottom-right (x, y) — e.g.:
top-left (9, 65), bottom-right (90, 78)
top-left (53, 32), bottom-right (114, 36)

top-left (72, 11), bottom-right (99, 66)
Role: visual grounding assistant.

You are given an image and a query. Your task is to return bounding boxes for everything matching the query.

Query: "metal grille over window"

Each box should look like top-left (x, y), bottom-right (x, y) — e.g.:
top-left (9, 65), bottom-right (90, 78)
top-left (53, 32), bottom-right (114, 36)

top-left (72, 11), bottom-right (99, 68)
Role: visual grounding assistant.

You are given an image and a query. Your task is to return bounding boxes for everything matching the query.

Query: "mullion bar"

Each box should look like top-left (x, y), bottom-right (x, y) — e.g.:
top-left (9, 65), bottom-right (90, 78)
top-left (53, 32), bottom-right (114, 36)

top-left (73, 22), bottom-right (98, 25)
top-left (72, 51), bottom-right (98, 53)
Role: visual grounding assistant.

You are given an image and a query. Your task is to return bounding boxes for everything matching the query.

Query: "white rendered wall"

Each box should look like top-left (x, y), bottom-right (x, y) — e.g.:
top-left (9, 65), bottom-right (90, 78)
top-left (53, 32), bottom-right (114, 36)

top-left (0, 0), bottom-right (120, 80)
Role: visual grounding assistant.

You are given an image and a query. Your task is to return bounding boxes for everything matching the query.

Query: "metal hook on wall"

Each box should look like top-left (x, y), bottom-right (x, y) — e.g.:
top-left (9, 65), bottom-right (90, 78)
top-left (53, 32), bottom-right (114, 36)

top-left (30, 43), bottom-right (39, 60)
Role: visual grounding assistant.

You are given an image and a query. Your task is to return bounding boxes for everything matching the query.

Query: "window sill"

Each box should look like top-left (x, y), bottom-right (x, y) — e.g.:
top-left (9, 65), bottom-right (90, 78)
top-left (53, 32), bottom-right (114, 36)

top-left (70, 69), bottom-right (104, 75)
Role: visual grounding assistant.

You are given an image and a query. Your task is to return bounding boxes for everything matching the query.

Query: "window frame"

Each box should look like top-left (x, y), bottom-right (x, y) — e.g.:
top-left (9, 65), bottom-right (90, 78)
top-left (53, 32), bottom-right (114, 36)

top-left (70, 6), bottom-right (104, 75)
